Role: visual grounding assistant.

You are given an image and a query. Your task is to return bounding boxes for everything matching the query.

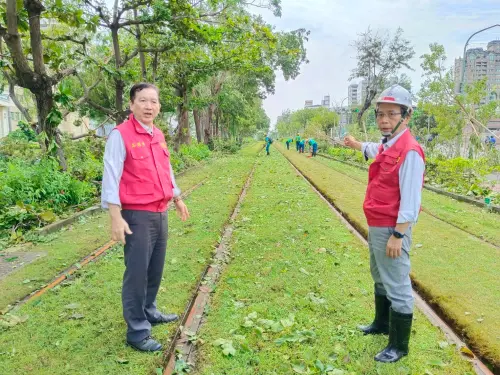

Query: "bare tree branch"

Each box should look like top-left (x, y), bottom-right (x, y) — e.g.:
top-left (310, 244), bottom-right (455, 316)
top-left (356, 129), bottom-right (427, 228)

top-left (70, 116), bottom-right (110, 140)
top-left (87, 99), bottom-right (116, 116)
top-left (117, 18), bottom-right (159, 28)
top-left (118, 0), bottom-right (151, 18)
top-left (0, 0), bottom-right (34, 84)
top-left (121, 48), bottom-right (139, 67)
top-left (42, 34), bottom-right (88, 46)
top-left (51, 65), bottom-right (80, 84)
top-left (2, 71), bottom-right (34, 124)
top-left (84, 0), bottom-right (111, 26)
top-left (25, 0), bottom-right (46, 75)
top-left (61, 72), bottom-right (102, 119)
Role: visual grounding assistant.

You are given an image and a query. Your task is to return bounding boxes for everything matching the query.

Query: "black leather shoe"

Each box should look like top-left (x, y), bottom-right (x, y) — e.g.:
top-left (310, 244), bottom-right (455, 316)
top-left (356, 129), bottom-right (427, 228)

top-left (374, 309), bottom-right (413, 363)
top-left (150, 313), bottom-right (179, 325)
top-left (358, 295), bottom-right (391, 335)
top-left (127, 336), bottom-right (162, 352)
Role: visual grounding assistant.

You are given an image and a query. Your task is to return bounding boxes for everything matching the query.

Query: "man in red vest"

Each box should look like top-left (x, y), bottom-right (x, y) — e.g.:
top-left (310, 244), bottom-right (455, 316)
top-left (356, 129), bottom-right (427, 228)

top-left (344, 84), bottom-right (425, 363)
top-left (101, 83), bottom-right (190, 352)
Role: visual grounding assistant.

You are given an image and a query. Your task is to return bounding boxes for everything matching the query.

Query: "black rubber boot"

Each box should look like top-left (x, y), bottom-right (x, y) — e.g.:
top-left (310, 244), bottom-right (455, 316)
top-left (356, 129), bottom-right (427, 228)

top-left (374, 308), bottom-right (413, 363)
top-left (358, 295), bottom-right (391, 335)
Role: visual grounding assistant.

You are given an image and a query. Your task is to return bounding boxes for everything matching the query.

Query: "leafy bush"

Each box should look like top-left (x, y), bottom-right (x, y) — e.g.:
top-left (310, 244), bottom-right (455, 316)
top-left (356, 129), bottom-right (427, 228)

top-left (425, 156), bottom-right (493, 195)
top-left (0, 137), bottom-right (43, 162)
top-left (170, 142), bottom-right (211, 173)
top-left (213, 138), bottom-right (241, 154)
top-left (325, 145), bottom-right (499, 203)
top-left (0, 158), bottom-right (96, 238)
top-left (0, 134), bottom-right (215, 241)
top-left (63, 137), bottom-right (105, 183)
top-left (326, 146), bottom-right (369, 165)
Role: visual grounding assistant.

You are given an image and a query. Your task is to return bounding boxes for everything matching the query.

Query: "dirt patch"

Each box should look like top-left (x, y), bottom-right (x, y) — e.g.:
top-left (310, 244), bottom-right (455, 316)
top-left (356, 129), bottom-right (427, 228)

top-left (0, 252), bottom-right (46, 280)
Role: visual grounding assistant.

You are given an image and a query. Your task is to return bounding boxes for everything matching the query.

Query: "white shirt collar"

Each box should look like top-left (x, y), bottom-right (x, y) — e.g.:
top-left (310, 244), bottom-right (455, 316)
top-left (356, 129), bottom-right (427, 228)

top-left (383, 128), bottom-right (408, 149)
top-left (137, 119), bottom-right (154, 136)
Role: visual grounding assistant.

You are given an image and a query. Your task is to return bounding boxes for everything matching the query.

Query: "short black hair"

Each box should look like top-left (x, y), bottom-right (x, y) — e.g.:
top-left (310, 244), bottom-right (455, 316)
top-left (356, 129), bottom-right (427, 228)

top-left (130, 83), bottom-right (159, 102)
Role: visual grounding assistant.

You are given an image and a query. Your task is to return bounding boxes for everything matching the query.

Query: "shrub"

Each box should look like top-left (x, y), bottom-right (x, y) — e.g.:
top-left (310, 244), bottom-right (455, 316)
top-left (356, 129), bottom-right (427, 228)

top-left (213, 138), bottom-right (241, 154)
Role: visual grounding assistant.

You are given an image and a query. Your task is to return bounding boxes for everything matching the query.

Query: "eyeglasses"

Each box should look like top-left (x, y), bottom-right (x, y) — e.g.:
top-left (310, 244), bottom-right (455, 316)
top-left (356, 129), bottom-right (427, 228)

top-left (375, 111), bottom-right (402, 119)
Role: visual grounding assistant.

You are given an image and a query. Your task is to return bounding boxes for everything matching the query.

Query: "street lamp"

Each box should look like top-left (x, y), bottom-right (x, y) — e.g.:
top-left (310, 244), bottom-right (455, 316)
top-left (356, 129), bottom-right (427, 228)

top-left (338, 97), bottom-right (348, 138)
top-left (460, 24), bottom-right (500, 94)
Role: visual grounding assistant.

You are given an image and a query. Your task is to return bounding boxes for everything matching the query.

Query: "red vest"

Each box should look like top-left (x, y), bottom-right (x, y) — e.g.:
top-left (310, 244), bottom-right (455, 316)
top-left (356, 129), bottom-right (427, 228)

top-left (116, 114), bottom-right (173, 212)
top-left (363, 129), bottom-right (425, 227)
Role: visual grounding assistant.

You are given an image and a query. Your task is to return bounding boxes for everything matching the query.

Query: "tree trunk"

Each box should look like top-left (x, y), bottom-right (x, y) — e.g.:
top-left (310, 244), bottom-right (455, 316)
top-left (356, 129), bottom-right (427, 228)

top-left (152, 52), bottom-right (158, 82)
top-left (202, 110), bottom-right (212, 146)
top-left (35, 85), bottom-right (67, 169)
top-left (3, 0), bottom-right (68, 168)
top-left (111, 27), bottom-right (125, 124)
top-left (207, 103), bottom-right (215, 137)
top-left (133, 9), bottom-right (147, 81)
top-left (215, 109), bottom-right (219, 138)
top-left (174, 86), bottom-right (191, 151)
top-left (193, 108), bottom-right (202, 142)
top-left (357, 88), bottom-right (377, 127)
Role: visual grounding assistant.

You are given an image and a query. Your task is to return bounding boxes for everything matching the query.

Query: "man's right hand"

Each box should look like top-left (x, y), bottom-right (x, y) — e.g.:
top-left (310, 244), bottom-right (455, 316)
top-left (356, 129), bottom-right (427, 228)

top-left (108, 204), bottom-right (132, 244)
top-left (111, 216), bottom-right (132, 244)
top-left (344, 135), bottom-right (362, 151)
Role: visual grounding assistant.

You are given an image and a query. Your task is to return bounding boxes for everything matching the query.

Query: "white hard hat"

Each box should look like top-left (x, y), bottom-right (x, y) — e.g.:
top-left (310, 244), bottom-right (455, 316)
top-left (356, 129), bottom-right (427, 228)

top-left (376, 84), bottom-right (412, 109)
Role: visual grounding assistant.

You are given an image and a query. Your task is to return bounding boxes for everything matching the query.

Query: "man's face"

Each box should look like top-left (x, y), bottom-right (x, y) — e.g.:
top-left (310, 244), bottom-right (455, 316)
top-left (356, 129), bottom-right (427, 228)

top-left (376, 103), bottom-right (409, 136)
top-left (129, 88), bottom-right (161, 126)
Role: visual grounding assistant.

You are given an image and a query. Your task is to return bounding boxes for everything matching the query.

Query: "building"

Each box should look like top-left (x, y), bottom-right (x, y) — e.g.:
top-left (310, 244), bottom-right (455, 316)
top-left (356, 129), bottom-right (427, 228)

top-left (0, 90), bottom-right (91, 139)
top-left (357, 79), bottom-right (368, 105)
top-left (347, 79), bottom-right (369, 107)
top-left (321, 95), bottom-right (330, 107)
top-left (348, 83), bottom-right (359, 107)
top-left (0, 92), bottom-right (22, 138)
top-left (454, 40), bottom-right (500, 102)
top-left (304, 95), bottom-right (331, 109)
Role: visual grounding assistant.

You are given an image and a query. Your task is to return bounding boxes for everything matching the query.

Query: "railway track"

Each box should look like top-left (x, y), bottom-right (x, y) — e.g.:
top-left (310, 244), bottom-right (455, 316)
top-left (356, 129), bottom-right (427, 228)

top-left (280, 148), bottom-right (495, 375)
top-left (8, 178), bottom-right (208, 313)
top-left (315, 153), bottom-right (500, 249)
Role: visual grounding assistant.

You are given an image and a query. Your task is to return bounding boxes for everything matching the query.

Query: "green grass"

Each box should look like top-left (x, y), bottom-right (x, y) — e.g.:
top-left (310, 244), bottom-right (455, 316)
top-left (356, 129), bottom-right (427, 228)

top-left (0, 144), bottom-right (261, 311)
top-left (0, 213), bottom-right (111, 311)
top-left (278, 145), bottom-right (500, 369)
top-left (0, 149), bottom-right (260, 375)
top-left (195, 147), bottom-right (473, 375)
top-left (315, 155), bottom-right (500, 246)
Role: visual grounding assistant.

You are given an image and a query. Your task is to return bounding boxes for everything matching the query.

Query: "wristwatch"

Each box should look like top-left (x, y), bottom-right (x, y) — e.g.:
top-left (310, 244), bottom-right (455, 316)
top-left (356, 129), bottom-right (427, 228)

top-left (392, 230), bottom-right (404, 239)
top-left (173, 196), bottom-right (183, 203)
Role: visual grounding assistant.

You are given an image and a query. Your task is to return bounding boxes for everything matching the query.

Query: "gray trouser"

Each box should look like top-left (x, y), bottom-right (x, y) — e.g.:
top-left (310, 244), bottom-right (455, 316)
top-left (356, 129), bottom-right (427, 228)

top-left (121, 210), bottom-right (168, 342)
top-left (368, 226), bottom-right (414, 314)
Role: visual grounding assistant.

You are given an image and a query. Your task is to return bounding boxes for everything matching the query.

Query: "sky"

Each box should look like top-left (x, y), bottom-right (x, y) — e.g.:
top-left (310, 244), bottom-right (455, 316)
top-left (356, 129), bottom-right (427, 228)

top-left (254, 0), bottom-right (500, 126)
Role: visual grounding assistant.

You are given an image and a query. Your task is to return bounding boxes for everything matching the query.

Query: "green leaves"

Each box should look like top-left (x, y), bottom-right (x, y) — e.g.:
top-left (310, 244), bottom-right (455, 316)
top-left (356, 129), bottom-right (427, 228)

top-left (291, 359), bottom-right (341, 374)
top-left (275, 329), bottom-right (316, 345)
top-left (0, 314), bottom-right (28, 329)
top-left (46, 108), bottom-right (63, 128)
top-left (307, 292), bottom-right (326, 305)
top-left (212, 338), bottom-right (236, 357)
top-left (64, 303), bottom-right (80, 310)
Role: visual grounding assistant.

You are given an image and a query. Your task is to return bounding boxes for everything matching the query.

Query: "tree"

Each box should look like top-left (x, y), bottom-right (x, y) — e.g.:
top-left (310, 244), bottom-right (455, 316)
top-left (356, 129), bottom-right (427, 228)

top-left (277, 107), bottom-right (338, 140)
top-left (0, 0), bottom-right (99, 169)
top-left (418, 43), bottom-right (499, 157)
top-left (154, 2), bottom-right (308, 150)
top-left (308, 107), bottom-right (339, 135)
top-left (290, 108), bottom-right (315, 132)
top-left (350, 27), bottom-right (415, 127)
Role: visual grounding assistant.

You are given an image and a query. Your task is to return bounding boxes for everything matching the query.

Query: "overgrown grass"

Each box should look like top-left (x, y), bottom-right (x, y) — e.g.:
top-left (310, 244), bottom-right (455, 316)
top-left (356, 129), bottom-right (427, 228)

top-left (0, 151), bottom-right (259, 374)
top-left (315, 155), bottom-right (500, 246)
top-left (195, 147), bottom-right (473, 375)
top-left (0, 143), bottom-right (261, 312)
top-left (0, 213), bottom-right (110, 311)
top-left (278, 144), bottom-right (500, 370)
top-left (325, 146), bottom-right (500, 204)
